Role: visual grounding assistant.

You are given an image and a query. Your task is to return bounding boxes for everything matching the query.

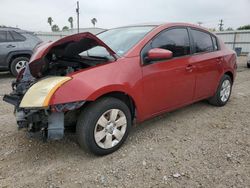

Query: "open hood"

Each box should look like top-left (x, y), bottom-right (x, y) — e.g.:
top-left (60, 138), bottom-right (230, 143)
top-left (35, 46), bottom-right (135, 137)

top-left (30, 32), bottom-right (117, 62)
top-left (28, 32), bottom-right (118, 77)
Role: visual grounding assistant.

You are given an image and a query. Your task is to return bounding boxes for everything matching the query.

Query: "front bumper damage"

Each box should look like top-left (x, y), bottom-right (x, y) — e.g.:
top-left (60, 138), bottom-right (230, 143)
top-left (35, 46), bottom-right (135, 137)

top-left (3, 67), bottom-right (84, 140)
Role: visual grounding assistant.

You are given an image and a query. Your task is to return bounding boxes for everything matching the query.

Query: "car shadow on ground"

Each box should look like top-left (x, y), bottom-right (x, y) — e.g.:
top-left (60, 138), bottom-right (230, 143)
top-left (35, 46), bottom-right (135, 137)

top-left (0, 71), bottom-right (13, 79)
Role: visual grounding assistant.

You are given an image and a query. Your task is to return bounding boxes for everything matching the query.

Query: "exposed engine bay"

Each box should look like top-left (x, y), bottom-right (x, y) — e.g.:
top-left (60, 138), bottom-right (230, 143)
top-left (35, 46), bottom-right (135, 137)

top-left (30, 37), bottom-right (114, 78)
top-left (3, 32), bottom-right (116, 140)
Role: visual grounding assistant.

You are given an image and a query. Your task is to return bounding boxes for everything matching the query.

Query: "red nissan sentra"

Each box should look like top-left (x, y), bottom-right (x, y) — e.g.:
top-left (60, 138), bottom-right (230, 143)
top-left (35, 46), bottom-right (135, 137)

top-left (3, 23), bottom-right (237, 155)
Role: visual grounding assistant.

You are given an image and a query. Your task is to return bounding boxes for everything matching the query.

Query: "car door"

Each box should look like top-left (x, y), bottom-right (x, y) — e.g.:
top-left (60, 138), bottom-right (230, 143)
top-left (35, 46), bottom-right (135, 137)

top-left (0, 30), bottom-right (16, 67)
top-left (189, 29), bottom-right (223, 100)
top-left (141, 28), bottom-right (196, 117)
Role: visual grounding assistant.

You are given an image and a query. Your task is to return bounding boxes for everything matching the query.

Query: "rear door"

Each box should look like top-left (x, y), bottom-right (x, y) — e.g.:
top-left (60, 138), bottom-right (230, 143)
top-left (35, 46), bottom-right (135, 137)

top-left (141, 28), bottom-right (196, 117)
top-left (0, 30), bottom-right (16, 67)
top-left (189, 29), bottom-right (223, 100)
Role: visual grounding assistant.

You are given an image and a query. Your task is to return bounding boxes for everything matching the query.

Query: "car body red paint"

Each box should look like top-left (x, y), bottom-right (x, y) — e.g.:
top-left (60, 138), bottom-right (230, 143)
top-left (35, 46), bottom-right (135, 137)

top-left (33, 23), bottom-right (237, 122)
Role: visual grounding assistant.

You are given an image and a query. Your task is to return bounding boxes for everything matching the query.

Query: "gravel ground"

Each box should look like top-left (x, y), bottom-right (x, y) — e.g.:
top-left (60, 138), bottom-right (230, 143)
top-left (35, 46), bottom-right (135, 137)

top-left (0, 57), bottom-right (249, 188)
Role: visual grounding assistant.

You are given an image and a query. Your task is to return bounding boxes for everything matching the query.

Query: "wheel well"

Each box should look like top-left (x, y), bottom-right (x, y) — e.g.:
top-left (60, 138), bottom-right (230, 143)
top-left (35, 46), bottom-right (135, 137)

top-left (96, 92), bottom-right (136, 120)
top-left (8, 54), bottom-right (31, 68)
top-left (225, 71), bottom-right (234, 83)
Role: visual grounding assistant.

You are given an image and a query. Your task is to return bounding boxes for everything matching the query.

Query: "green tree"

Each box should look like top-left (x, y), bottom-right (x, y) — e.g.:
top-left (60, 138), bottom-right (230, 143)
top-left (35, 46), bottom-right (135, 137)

top-left (62, 26), bottom-right (69, 31)
top-left (91, 18), bottom-right (97, 27)
top-left (47, 17), bottom-right (53, 26)
top-left (237, 25), bottom-right (250, 30)
top-left (68, 17), bottom-right (73, 29)
top-left (226, 27), bottom-right (234, 31)
top-left (208, 28), bottom-right (216, 32)
top-left (51, 24), bottom-right (60, 32)
top-left (47, 17), bottom-right (54, 31)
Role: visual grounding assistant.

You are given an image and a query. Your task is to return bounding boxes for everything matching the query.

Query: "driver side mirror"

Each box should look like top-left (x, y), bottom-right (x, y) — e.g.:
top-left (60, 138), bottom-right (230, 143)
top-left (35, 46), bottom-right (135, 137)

top-left (145, 48), bottom-right (173, 63)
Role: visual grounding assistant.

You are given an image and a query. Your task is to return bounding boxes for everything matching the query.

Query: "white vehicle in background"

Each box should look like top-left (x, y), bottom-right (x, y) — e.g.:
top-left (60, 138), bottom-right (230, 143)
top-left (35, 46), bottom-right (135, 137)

top-left (247, 53), bottom-right (250, 68)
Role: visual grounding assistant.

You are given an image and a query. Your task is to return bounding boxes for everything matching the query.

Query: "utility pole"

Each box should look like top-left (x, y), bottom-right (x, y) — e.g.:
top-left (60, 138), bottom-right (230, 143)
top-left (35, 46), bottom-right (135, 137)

top-left (76, 1), bottom-right (79, 33)
top-left (219, 19), bottom-right (224, 31)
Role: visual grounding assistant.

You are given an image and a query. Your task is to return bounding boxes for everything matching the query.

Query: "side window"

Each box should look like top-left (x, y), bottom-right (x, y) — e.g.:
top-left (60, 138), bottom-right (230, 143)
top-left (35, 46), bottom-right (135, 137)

top-left (10, 31), bottom-right (26, 41)
top-left (191, 29), bottom-right (213, 53)
top-left (212, 36), bottom-right (218, 51)
top-left (151, 28), bottom-right (190, 57)
top-left (0, 31), bottom-right (13, 42)
top-left (0, 31), bottom-right (7, 42)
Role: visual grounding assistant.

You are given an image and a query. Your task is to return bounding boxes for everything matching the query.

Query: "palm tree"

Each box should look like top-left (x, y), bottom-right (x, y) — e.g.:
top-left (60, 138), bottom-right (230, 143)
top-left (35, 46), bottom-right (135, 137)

top-left (91, 18), bottom-right (97, 27)
top-left (68, 17), bottom-right (73, 29)
top-left (51, 24), bottom-right (60, 32)
top-left (47, 17), bottom-right (53, 26)
top-left (62, 26), bottom-right (69, 31)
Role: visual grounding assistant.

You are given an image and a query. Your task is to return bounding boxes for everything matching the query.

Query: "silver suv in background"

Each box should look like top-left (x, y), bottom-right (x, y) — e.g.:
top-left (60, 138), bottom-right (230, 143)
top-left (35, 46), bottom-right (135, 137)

top-left (0, 27), bottom-right (42, 76)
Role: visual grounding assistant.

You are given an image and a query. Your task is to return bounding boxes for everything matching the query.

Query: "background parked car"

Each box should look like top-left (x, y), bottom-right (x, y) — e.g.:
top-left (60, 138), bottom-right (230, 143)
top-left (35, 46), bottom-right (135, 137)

top-left (0, 27), bottom-right (42, 76)
top-left (247, 53), bottom-right (250, 68)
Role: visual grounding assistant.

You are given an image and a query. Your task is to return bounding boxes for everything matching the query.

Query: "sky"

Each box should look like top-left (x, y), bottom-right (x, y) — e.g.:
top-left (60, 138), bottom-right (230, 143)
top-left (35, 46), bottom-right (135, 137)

top-left (0, 0), bottom-right (249, 32)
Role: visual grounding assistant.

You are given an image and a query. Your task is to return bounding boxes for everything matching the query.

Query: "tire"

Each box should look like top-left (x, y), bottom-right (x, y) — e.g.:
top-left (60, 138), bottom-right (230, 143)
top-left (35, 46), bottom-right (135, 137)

top-left (208, 74), bottom-right (232, 107)
top-left (10, 57), bottom-right (29, 77)
top-left (76, 97), bottom-right (132, 155)
top-left (247, 62), bottom-right (250, 68)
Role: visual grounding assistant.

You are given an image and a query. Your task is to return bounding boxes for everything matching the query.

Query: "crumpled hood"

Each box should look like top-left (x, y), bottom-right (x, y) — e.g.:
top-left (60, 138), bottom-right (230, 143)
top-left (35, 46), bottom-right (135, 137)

top-left (28, 32), bottom-right (118, 77)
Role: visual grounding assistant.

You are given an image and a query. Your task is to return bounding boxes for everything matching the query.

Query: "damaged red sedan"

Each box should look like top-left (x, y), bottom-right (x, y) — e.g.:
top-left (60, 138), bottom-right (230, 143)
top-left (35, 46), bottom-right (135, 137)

top-left (3, 23), bottom-right (237, 155)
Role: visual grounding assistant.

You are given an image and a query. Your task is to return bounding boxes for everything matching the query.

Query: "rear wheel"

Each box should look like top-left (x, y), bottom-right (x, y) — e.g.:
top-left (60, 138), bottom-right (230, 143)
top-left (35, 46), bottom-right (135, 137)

top-left (76, 97), bottom-right (131, 155)
top-left (208, 74), bottom-right (232, 106)
top-left (10, 57), bottom-right (29, 76)
top-left (247, 62), bottom-right (250, 68)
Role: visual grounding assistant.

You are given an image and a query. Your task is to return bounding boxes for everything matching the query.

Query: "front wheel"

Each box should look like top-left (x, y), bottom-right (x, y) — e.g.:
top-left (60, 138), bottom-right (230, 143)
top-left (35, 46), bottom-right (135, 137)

top-left (247, 62), bottom-right (250, 68)
top-left (76, 97), bottom-right (132, 155)
top-left (208, 74), bottom-right (232, 106)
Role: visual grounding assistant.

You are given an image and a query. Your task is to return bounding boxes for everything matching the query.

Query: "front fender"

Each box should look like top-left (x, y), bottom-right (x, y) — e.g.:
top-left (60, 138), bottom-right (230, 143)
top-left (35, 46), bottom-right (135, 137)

top-left (49, 78), bottom-right (133, 105)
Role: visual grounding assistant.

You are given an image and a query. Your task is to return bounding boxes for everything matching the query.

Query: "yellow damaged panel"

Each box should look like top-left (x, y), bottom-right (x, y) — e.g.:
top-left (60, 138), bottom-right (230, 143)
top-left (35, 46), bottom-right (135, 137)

top-left (20, 76), bottom-right (72, 108)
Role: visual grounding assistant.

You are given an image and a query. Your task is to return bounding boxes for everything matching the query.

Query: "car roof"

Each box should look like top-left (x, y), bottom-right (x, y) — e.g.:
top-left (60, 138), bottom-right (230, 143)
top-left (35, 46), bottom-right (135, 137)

top-left (0, 27), bottom-right (32, 34)
top-left (111, 22), bottom-right (210, 32)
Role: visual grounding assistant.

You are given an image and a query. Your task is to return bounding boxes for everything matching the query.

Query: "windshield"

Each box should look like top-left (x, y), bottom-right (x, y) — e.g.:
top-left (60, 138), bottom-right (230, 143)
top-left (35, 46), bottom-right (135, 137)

top-left (86, 26), bottom-right (155, 58)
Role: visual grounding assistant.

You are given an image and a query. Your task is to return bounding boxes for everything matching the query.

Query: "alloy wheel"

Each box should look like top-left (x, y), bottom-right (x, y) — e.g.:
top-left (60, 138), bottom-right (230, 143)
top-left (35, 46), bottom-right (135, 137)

top-left (94, 109), bottom-right (127, 149)
top-left (15, 60), bottom-right (27, 73)
top-left (220, 79), bottom-right (231, 102)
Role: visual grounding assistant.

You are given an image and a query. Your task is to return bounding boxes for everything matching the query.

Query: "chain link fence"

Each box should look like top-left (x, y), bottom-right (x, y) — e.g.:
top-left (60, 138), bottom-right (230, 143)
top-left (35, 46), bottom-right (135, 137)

top-left (215, 30), bottom-right (250, 55)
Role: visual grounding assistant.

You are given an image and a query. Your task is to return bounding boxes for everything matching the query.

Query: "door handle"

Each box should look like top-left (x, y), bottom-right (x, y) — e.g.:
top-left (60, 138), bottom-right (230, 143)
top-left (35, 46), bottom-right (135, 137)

top-left (186, 64), bottom-right (194, 72)
top-left (6, 44), bottom-right (16, 48)
top-left (216, 57), bottom-right (223, 63)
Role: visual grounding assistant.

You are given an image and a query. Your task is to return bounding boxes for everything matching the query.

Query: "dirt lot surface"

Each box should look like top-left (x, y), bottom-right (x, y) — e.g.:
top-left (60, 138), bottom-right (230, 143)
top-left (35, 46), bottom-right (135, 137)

top-left (0, 57), bottom-right (249, 188)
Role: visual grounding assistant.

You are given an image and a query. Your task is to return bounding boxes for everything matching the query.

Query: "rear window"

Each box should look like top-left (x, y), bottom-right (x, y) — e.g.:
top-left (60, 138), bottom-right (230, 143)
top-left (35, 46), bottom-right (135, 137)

top-left (10, 31), bottom-right (26, 41)
top-left (212, 36), bottom-right (218, 51)
top-left (191, 29), bottom-right (213, 53)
